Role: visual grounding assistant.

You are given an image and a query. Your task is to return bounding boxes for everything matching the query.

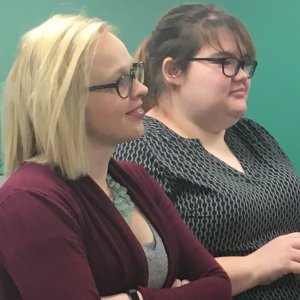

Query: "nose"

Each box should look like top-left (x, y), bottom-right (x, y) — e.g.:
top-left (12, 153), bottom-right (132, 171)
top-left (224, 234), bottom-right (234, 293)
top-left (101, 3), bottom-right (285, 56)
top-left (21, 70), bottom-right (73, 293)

top-left (131, 79), bottom-right (148, 99)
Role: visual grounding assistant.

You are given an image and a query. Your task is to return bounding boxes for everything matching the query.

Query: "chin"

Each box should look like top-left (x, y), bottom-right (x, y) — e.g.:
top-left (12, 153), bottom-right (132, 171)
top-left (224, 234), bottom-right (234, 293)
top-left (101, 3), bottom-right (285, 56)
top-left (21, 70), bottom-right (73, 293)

top-left (133, 123), bottom-right (144, 136)
top-left (225, 108), bottom-right (245, 127)
top-left (235, 109), bottom-right (246, 117)
top-left (230, 111), bottom-right (245, 125)
top-left (233, 103), bottom-right (247, 116)
top-left (121, 128), bottom-right (144, 143)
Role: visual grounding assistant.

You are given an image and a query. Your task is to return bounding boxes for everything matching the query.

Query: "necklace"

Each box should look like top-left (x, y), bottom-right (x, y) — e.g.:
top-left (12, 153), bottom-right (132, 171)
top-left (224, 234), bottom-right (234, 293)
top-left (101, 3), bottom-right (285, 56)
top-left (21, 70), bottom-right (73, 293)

top-left (106, 174), bottom-right (135, 225)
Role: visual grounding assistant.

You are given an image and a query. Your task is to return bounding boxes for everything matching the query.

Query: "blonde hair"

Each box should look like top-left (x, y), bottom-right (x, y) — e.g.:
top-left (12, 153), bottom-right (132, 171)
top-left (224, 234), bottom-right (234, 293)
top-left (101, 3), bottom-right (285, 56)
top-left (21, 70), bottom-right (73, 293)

top-left (4, 14), bottom-right (111, 179)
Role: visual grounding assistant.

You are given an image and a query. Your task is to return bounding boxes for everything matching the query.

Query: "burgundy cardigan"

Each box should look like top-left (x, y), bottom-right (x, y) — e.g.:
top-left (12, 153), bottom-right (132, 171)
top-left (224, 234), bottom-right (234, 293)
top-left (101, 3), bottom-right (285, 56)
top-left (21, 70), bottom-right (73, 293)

top-left (0, 160), bottom-right (231, 300)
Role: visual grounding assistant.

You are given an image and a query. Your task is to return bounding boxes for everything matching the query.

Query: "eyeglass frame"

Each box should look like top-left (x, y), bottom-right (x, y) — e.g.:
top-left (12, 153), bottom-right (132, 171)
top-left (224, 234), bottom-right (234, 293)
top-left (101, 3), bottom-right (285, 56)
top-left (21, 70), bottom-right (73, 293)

top-left (188, 57), bottom-right (257, 79)
top-left (88, 62), bottom-right (144, 99)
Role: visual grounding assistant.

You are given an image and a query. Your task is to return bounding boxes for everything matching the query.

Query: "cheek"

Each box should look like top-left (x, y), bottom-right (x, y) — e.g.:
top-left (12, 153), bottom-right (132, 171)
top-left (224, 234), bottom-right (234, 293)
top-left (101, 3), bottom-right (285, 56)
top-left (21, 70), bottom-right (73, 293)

top-left (86, 92), bottom-right (119, 118)
top-left (86, 93), bottom-right (128, 133)
top-left (86, 96), bottom-right (109, 130)
top-left (216, 81), bottom-right (231, 97)
top-left (85, 107), bottom-right (102, 136)
top-left (200, 78), bottom-right (230, 102)
top-left (194, 69), bottom-right (230, 90)
top-left (207, 76), bottom-right (232, 101)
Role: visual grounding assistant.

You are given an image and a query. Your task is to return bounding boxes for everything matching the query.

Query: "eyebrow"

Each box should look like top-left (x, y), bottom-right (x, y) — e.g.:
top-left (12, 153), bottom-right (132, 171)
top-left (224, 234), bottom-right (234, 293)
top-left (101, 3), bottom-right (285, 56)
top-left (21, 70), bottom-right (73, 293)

top-left (210, 51), bottom-right (236, 58)
top-left (109, 61), bottom-right (134, 79)
top-left (211, 51), bottom-right (250, 60)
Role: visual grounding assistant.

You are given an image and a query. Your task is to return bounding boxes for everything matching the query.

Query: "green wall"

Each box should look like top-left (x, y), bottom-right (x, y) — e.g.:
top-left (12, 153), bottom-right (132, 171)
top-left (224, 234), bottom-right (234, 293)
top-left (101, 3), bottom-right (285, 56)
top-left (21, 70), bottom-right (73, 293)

top-left (1, 0), bottom-right (299, 175)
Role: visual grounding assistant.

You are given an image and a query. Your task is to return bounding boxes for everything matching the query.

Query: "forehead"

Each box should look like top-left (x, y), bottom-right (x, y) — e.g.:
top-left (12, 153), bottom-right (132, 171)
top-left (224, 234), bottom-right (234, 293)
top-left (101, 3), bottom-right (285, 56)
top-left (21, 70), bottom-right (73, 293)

top-left (198, 29), bottom-right (247, 57)
top-left (90, 32), bottom-right (132, 81)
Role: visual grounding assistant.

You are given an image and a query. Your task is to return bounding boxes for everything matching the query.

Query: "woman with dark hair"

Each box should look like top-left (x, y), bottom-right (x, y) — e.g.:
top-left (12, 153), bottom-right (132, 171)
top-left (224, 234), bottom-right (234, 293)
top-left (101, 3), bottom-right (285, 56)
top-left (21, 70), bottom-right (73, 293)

top-left (114, 3), bottom-right (300, 299)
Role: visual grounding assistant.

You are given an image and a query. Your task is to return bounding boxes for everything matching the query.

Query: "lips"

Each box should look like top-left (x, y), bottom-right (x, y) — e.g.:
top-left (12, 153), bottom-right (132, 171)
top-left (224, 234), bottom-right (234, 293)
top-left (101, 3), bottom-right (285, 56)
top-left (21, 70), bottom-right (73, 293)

top-left (230, 88), bottom-right (248, 94)
top-left (126, 105), bottom-right (144, 118)
top-left (229, 88), bottom-right (248, 98)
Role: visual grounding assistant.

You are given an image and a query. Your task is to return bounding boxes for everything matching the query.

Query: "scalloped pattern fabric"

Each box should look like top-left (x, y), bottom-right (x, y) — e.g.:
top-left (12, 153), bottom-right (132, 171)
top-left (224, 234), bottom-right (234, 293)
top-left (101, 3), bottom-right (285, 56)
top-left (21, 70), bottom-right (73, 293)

top-left (107, 174), bottom-right (134, 224)
top-left (114, 116), bottom-right (300, 299)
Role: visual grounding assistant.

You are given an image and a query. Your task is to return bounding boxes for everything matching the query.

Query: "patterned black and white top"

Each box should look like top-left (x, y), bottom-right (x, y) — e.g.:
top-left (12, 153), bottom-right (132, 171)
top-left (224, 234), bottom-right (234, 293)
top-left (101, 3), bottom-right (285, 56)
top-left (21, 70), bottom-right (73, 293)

top-left (114, 116), bottom-right (300, 300)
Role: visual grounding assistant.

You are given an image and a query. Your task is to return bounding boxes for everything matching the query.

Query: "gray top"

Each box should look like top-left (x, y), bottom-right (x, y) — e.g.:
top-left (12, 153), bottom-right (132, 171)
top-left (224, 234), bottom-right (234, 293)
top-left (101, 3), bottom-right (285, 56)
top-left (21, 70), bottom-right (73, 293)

top-left (142, 221), bottom-right (168, 288)
top-left (108, 172), bottom-right (169, 289)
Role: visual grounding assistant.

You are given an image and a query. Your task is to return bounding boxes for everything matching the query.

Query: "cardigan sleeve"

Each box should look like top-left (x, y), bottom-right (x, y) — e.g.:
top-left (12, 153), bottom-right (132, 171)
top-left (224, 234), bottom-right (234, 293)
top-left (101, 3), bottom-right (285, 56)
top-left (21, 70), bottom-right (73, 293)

top-left (123, 164), bottom-right (232, 300)
top-left (0, 189), bottom-right (100, 300)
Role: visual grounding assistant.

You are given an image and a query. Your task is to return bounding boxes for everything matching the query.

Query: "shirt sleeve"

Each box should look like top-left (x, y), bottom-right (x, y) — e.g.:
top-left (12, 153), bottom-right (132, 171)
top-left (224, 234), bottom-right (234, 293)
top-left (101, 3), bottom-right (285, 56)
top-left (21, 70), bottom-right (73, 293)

top-left (0, 189), bottom-right (100, 300)
top-left (130, 166), bottom-right (232, 300)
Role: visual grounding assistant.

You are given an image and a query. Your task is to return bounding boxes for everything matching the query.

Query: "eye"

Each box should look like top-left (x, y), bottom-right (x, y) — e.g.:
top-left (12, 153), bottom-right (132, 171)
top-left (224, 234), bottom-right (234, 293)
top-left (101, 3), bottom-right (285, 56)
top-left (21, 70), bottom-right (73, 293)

top-left (245, 61), bottom-right (254, 67)
top-left (210, 58), bottom-right (225, 65)
top-left (224, 58), bottom-right (237, 65)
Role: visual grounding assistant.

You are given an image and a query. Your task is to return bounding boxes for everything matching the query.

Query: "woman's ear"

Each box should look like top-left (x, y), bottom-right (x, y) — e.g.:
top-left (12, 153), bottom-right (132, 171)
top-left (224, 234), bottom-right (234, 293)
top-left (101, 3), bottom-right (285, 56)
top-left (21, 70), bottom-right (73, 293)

top-left (161, 57), bottom-right (183, 86)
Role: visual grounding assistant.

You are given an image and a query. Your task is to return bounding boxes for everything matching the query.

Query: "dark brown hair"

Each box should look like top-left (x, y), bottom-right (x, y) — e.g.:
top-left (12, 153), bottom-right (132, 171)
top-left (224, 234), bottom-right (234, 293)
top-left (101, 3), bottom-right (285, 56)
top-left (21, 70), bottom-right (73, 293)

top-left (136, 4), bottom-right (256, 111)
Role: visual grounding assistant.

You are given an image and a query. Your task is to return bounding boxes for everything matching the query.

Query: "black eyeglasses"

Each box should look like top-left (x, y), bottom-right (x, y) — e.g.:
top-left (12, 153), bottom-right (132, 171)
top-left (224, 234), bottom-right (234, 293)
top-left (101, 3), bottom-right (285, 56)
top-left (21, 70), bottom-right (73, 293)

top-left (88, 62), bottom-right (144, 99)
top-left (189, 57), bottom-right (257, 79)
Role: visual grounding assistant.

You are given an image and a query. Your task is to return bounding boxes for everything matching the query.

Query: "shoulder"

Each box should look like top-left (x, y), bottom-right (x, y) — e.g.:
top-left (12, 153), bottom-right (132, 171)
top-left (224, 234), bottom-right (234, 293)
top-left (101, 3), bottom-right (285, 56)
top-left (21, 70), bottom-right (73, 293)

top-left (114, 117), bottom-right (161, 162)
top-left (230, 118), bottom-right (293, 164)
top-left (0, 163), bottom-right (74, 209)
top-left (233, 117), bottom-right (271, 135)
top-left (112, 159), bottom-right (162, 194)
top-left (114, 116), bottom-right (181, 160)
top-left (1, 163), bottom-right (65, 191)
top-left (0, 163), bottom-right (86, 240)
top-left (114, 136), bottom-right (147, 157)
top-left (109, 159), bottom-right (170, 213)
top-left (113, 159), bottom-right (151, 181)
top-left (231, 118), bottom-right (280, 145)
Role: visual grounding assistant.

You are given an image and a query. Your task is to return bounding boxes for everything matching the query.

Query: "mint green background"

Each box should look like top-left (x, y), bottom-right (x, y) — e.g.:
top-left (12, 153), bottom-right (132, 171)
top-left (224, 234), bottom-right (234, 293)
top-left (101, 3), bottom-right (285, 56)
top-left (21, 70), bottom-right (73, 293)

top-left (1, 0), bottom-right (299, 175)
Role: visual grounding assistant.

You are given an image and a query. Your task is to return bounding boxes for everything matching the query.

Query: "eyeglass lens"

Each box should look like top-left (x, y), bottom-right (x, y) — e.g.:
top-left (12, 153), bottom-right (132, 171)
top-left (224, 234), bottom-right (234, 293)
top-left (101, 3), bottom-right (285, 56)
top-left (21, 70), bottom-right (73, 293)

top-left (133, 63), bottom-right (144, 83)
top-left (118, 76), bottom-right (132, 98)
top-left (223, 58), bottom-right (255, 78)
top-left (118, 63), bottom-right (144, 98)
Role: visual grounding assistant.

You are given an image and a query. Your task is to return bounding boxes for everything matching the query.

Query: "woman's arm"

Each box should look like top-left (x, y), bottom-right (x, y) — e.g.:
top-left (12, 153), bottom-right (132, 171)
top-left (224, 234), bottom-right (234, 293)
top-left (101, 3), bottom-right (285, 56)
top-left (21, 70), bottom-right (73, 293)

top-left (101, 292), bottom-right (142, 300)
top-left (0, 190), bottom-right (101, 300)
top-left (130, 166), bottom-right (231, 300)
top-left (115, 126), bottom-right (300, 296)
top-left (0, 188), bottom-right (191, 300)
top-left (217, 232), bottom-right (300, 295)
top-left (101, 279), bottom-right (190, 300)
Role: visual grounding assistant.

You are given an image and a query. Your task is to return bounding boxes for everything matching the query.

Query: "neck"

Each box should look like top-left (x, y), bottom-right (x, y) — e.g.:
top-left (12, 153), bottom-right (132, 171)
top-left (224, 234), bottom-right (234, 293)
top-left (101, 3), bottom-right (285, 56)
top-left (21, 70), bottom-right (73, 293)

top-left (86, 139), bottom-right (114, 193)
top-left (147, 104), bottom-right (226, 149)
top-left (147, 94), bottom-right (245, 173)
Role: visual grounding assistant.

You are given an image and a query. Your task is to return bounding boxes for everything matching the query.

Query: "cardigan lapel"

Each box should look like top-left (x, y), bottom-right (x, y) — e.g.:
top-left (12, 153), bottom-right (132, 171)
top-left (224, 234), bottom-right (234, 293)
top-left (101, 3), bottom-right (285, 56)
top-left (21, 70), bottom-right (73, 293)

top-left (109, 159), bottom-right (178, 287)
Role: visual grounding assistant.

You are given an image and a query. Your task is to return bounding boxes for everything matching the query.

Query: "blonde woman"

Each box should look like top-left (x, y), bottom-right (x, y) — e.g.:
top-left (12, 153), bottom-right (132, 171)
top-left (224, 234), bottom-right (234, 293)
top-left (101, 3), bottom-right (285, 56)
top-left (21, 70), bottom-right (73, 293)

top-left (0, 14), bottom-right (231, 300)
